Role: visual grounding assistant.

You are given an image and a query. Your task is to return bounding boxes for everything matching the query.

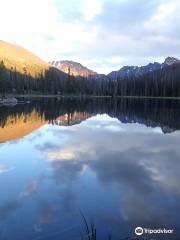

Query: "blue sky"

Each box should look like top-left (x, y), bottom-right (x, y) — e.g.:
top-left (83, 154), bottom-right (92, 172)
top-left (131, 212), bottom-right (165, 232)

top-left (0, 0), bottom-right (180, 73)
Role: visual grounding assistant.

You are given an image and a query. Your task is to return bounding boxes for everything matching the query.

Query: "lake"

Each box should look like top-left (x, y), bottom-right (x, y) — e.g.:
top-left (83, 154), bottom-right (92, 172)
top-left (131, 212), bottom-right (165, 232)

top-left (0, 97), bottom-right (180, 240)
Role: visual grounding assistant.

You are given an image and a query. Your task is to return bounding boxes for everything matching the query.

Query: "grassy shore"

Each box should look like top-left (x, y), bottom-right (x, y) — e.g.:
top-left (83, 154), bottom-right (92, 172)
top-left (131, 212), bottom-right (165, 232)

top-left (2, 94), bottom-right (180, 100)
top-left (117, 95), bottom-right (180, 100)
top-left (13, 94), bottom-right (112, 99)
top-left (12, 94), bottom-right (180, 100)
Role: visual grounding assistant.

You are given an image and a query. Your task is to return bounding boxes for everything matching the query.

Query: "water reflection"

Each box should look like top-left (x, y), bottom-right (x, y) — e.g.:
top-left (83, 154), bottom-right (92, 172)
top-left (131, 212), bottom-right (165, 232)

top-left (1, 98), bottom-right (180, 143)
top-left (0, 98), bottom-right (180, 239)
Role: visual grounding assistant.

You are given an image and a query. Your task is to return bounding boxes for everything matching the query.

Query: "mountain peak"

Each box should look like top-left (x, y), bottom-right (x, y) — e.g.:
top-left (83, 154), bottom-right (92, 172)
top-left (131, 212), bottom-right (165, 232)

top-left (164, 56), bottom-right (180, 65)
top-left (49, 60), bottom-right (97, 77)
top-left (107, 61), bottom-right (162, 78)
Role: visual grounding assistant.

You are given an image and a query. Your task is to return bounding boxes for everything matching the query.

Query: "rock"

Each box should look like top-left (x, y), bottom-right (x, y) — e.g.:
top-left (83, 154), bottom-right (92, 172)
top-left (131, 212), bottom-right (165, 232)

top-left (0, 97), bottom-right (18, 106)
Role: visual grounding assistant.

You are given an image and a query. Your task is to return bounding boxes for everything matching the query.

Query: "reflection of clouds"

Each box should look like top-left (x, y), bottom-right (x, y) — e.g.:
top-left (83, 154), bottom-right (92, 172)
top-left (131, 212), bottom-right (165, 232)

top-left (38, 114), bottom-right (180, 228)
top-left (52, 160), bottom-right (83, 184)
top-left (88, 114), bottom-right (115, 122)
top-left (141, 150), bottom-right (180, 194)
top-left (82, 114), bottom-right (163, 134)
top-left (104, 125), bottom-right (125, 132)
top-left (48, 148), bottom-right (76, 161)
top-left (0, 164), bottom-right (15, 174)
top-left (90, 148), bottom-right (180, 225)
top-left (0, 200), bottom-right (21, 221)
top-left (89, 150), bottom-right (154, 193)
top-left (58, 189), bottom-right (76, 213)
top-left (39, 200), bottom-right (54, 224)
top-left (121, 192), bottom-right (167, 226)
top-left (19, 180), bottom-right (37, 198)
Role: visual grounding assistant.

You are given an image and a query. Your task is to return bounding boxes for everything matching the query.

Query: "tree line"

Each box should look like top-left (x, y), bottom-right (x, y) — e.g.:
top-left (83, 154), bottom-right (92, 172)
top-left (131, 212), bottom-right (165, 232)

top-left (1, 60), bottom-right (180, 96)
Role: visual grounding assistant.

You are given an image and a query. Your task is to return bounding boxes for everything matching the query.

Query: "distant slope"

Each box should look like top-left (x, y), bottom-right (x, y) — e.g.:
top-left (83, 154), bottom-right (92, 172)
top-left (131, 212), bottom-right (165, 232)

top-left (0, 40), bottom-right (69, 94)
top-left (108, 62), bottom-right (161, 79)
top-left (0, 40), bottom-right (50, 77)
top-left (107, 57), bottom-right (180, 79)
top-left (49, 60), bottom-right (97, 78)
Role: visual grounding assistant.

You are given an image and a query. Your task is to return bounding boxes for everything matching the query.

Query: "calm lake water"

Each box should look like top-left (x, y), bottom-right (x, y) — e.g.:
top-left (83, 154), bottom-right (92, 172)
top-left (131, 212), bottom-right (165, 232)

top-left (0, 98), bottom-right (180, 240)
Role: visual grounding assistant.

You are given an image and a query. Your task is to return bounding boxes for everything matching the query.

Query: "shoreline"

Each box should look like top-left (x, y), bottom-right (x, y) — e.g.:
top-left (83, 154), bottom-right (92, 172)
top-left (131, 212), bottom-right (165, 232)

top-left (14, 95), bottom-right (180, 100)
top-left (2, 94), bottom-right (180, 100)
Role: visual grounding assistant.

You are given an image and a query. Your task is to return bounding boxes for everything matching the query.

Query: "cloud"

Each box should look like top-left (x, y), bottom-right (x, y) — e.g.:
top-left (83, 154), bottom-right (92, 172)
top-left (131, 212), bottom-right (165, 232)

top-left (0, 0), bottom-right (180, 73)
top-left (19, 180), bottom-right (37, 198)
top-left (80, 0), bottom-right (102, 21)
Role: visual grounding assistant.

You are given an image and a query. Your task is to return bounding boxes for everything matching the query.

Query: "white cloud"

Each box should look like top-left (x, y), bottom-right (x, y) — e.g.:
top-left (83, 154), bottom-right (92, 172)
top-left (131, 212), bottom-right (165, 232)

top-left (0, 0), bottom-right (100, 64)
top-left (0, 0), bottom-right (180, 73)
top-left (80, 0), bottom-right (102, 21)
top-left (0, 0), bottom-right (59, 57)
top-left (150, 2), bottom-right (176, 22)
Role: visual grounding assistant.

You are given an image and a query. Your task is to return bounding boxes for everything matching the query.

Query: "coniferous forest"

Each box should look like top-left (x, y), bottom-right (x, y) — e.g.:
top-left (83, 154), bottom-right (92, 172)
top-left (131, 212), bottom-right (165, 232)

top-left (1, 40), bottom-right (180, 97)
top-left (1, 60), bottom-right (180, 97)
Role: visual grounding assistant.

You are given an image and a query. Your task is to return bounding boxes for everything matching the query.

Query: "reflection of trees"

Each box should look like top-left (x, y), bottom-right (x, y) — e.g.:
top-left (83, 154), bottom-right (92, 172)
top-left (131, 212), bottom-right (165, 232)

top-left (0, 108), bottom-right (47, 143)
top-left (1, 98), bottom-right (180, 133)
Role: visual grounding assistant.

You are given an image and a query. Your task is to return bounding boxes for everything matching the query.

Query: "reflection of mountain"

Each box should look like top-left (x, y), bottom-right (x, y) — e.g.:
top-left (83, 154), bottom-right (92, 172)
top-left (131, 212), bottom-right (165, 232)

top-left (0, 102), bottom-right (93, 142)
top-left (108, 99), bottom-right (180, 134)
top-left (0, 110), bottom-right (47, 143)
top-left (50, 112), bottom-right (93, 126)
top-left (1, 97), bottom-right (180, 143)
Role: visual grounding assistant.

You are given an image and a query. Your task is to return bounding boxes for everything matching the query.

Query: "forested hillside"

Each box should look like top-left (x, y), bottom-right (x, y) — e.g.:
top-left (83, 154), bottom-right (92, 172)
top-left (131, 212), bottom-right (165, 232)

top-left (0, 40), bottom-right (68, 94)
top-left (1, 40), bottom-right (180, 97)
top-left (112, 63), bottom-right (180, 97)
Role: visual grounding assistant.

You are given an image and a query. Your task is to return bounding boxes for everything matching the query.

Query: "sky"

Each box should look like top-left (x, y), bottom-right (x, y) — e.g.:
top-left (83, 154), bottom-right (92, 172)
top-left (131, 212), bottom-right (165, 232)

top-left (0, 0), bottom-right (180, 74)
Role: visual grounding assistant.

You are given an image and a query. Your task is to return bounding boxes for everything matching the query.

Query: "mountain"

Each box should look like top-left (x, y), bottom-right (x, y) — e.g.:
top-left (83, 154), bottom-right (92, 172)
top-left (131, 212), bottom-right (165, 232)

top-left (49, 60), bottom-right (97, 78)
top-left (108, 57), bottom-right (180, 79)
top-left (50, 57), bottom-right (180, 80)
top-left (0, 40), bottom-right (69, 95)
top-left (108, 62), bottom-right (162, 79)
top-left (1, 39), bottom-right (180, 97)
top-left (164, 56), bottom-right (180, 66)
top-left (0, 40), bottom-right (50, 77)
